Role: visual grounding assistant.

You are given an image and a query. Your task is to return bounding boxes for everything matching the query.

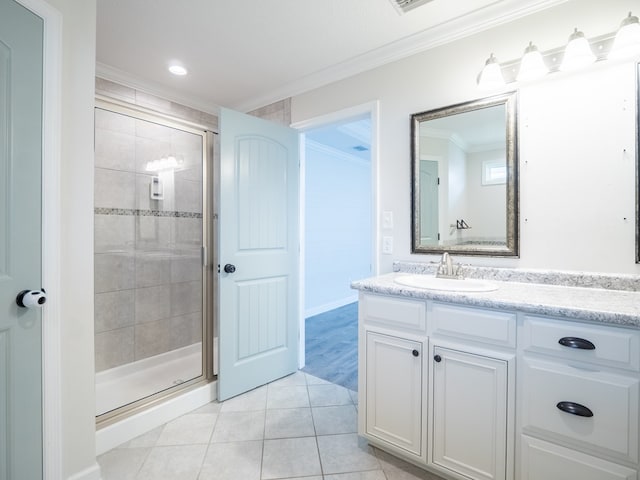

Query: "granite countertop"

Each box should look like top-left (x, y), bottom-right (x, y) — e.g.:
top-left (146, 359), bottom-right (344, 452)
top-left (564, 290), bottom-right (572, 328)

top-left (351, 271), bottom-right (640, 329)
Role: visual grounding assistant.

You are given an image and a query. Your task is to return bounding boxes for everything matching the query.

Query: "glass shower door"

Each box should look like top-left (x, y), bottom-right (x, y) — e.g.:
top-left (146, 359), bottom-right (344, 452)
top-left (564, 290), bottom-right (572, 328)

top-left (94, 103), bottom-right (209, 417)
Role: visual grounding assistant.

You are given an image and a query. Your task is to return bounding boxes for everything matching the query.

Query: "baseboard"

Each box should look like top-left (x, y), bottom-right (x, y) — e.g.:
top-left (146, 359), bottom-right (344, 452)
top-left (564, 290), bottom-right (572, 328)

top-left (67, 462), bottom-right (102, 480)
top-left (95, 381), bottom-right (217, 456)
top-left (305, 295), bottom-right (357, 318)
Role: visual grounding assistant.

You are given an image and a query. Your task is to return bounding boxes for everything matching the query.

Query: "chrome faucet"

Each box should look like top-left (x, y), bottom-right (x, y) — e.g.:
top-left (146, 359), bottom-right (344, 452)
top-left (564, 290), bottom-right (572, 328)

top-left (435, 252), bottom-right (462, 279)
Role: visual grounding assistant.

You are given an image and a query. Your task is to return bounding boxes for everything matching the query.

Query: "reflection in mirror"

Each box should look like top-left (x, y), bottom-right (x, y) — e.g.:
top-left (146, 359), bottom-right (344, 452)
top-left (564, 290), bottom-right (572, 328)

top-left (411, 91), bottom-right (518, 256)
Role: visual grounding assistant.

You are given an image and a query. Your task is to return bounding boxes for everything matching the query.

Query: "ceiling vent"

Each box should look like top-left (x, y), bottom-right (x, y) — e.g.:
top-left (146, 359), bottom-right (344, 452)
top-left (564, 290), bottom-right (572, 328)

top-left (389, 0), bottom-right (434, 14)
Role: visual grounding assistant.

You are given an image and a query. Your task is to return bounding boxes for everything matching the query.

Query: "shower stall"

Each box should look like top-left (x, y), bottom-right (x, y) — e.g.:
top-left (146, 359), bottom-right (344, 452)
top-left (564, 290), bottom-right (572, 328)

top-left (93, 98), bottom-right (214, 421)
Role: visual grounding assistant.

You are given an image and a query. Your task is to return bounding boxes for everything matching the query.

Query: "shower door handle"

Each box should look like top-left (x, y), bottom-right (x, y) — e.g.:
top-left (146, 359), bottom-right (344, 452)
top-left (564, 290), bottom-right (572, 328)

top-left (223, 264), bottom-right (236, 274)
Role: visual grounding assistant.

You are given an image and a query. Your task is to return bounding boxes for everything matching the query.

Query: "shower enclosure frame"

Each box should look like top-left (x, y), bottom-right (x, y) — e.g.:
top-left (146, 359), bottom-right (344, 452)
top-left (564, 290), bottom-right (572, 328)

top-left (94, 96), bottom-right (216, 428)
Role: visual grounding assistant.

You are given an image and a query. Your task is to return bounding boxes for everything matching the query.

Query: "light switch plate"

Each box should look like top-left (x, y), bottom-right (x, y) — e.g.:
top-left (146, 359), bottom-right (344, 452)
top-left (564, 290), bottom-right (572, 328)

top-left (382, 211), bottom-right (393, 229)
top-left (382, 236), bottom-right (393, 254)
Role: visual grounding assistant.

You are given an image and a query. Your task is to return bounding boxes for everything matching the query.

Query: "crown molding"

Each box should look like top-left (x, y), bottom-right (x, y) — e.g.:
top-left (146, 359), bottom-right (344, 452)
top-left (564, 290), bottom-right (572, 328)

top-left (232, 0), bottom-right (568, 111)
top-left (96, 0), bottom-right (567, 114)
top-left (305, 139), bottom-right (371, 167)
top-left (96, 62), bottom-right (221, 116)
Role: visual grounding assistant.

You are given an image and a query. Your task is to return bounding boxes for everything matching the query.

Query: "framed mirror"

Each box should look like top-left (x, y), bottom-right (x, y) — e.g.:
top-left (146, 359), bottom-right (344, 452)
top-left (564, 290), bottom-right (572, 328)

top-left (411, 91), bottom-right (519, 257)
top-left (636, 63), bottom-right (640, 264)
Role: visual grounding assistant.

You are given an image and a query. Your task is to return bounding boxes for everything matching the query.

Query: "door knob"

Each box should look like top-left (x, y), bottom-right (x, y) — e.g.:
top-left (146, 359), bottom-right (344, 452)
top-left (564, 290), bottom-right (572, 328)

top-left (223, 264), bottom-right (236, 274)
top-left (16, 289), bottom-right (47, 308)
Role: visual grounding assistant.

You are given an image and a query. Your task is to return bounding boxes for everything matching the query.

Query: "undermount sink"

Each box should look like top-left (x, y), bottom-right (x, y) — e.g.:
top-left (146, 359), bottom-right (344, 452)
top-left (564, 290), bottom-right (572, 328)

top-left (394, 275), bottom-right (498, 292)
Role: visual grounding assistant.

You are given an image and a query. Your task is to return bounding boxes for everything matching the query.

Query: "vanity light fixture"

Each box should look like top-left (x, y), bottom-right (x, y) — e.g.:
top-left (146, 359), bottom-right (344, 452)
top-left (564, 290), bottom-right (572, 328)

top-left (609, 12), bottom-right (640, 60)
top-left (559, 28), bottom-right (596, 72)
top-left (477, 53), bottom-right (506, 90)
top-left (477, 11), bottom-right (640, 88)
top-left (516, 41), bottom-right (548, 82)
top-left (168, 64), bottom-right (188, 76)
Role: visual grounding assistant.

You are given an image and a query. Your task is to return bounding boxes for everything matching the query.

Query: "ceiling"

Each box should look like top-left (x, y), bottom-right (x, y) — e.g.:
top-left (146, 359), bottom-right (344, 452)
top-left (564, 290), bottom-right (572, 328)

top-left (306, 116), bottom-right (372, 162)
top-left (96, 0), bottom-right (566, 113)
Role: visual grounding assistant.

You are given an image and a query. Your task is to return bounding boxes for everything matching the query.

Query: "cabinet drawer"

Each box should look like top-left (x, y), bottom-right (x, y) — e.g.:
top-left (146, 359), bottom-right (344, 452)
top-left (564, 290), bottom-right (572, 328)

top-left (429, 302), bottom-right (516, 348)
top-left (522, 315), bottom-right (640, 371)
top-left (521, 357), bottom-right (639, 463)
top-left (360, 293), bottom-right (426, 332)
top-left (520, 435), bottom-right (637, 480)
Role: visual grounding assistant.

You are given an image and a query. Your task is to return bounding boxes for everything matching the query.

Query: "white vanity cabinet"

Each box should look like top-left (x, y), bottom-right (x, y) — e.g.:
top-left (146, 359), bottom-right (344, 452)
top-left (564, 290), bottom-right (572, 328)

top-left (364, 331), bottom-right (424, 456)
top-left (359, 293), bottom-right (427, 462)
top-left (518, 314), bottom-right (640, 480)
top-left (358, 290), bottom-right (640, 480)
top-left (358, 293), bottom-right (516, 479)
top-left (428, 302), bottom-right (516, 480)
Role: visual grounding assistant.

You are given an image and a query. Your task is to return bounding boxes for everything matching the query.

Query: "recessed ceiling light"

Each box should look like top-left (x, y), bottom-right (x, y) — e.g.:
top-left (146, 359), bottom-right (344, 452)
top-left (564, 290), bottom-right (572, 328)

top-left (169, 64), bottom-right (188, 76)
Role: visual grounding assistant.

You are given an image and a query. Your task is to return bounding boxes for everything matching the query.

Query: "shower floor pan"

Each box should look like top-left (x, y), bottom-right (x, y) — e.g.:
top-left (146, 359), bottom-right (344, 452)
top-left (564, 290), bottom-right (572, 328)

top-left (96, 343), bottom-right (202, 416)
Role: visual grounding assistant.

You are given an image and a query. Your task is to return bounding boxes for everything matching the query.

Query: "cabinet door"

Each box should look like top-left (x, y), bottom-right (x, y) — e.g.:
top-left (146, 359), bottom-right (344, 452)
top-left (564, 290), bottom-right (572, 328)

top-left (365, 331), bottom-right (423, 457)
top-left (431, 346), bottom-right (508, 480)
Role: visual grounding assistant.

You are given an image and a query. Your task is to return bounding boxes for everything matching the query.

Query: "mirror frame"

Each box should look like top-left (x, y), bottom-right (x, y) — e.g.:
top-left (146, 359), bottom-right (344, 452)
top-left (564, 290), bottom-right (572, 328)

top-left (635, 63), bottom-right (640, 264)
top-left (410, 91), bottom-right (519, 257)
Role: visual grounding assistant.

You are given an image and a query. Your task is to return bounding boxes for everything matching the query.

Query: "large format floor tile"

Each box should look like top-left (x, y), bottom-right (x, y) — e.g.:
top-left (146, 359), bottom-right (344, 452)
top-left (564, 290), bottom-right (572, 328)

top-left (97, 371), bottom-right (446, 480)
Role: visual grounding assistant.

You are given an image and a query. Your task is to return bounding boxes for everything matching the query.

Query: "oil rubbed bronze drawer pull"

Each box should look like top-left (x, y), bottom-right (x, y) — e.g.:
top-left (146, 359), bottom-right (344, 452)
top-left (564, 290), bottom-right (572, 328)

top-left (556, 401), bottom-right (594, 418)
top-left (558, 337), bottom-right (596, 350)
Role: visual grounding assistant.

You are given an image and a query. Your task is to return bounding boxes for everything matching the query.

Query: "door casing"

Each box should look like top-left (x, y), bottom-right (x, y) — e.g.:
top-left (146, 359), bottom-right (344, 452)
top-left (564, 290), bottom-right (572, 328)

top-left (291, 101), bottom-right (380, 368)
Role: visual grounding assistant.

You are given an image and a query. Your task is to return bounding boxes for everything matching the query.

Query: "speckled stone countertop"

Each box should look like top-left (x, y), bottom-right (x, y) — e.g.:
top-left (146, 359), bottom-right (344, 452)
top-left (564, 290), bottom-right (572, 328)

top-left (351, 263), bottom-right (640, 329)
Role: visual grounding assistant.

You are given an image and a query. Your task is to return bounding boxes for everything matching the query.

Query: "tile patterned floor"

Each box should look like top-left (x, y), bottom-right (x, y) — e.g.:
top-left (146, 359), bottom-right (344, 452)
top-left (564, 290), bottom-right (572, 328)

top-left (98, 371), bottom-right (446, 480)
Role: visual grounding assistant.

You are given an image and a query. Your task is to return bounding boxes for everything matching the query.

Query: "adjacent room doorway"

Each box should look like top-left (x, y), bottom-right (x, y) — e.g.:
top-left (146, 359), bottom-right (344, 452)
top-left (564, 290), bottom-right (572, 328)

top-left (294, 103), bottom-right (378, 391)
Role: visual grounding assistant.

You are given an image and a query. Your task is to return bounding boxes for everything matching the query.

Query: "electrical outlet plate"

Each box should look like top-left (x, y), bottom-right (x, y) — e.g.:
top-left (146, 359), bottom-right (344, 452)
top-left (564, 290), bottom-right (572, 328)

top-left (382, 236), bottom-right (393, 254)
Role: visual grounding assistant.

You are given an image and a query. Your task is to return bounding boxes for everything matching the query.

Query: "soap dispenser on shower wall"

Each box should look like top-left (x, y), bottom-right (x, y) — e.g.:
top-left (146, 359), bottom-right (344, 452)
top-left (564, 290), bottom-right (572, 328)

top-left (150, 175), bottom-right (164, 200)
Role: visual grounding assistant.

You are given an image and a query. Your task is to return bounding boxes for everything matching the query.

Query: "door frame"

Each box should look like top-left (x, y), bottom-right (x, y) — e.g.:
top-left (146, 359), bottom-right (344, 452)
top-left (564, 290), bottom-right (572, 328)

top-left (13, 0), bottom-right (63, 477)
top-left (291, 100), bottom-right (380, 368)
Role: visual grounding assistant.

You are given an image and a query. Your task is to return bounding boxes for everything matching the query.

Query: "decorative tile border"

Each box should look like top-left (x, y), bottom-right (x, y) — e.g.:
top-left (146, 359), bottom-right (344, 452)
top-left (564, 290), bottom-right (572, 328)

top-left (94, 207), bottom-right (202, 219)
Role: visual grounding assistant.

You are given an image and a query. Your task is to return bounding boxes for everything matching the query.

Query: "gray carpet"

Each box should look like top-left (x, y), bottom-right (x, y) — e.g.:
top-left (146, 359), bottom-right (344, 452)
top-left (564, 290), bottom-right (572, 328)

top-left (302, 302), bottom-right (358, 392)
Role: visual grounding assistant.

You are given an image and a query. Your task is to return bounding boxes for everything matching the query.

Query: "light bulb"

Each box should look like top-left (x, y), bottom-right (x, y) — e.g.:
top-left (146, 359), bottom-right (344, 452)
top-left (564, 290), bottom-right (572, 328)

top-left (609, 12), bottom-right (640, 60)
top-left (169, 64), bottom-right (188, 76)
top-left (516, 41), bottom-right (548, 82)
top-left (560, 28), bottom-right (596, 72)
top-left (477, 54), bottom-right (505, 90)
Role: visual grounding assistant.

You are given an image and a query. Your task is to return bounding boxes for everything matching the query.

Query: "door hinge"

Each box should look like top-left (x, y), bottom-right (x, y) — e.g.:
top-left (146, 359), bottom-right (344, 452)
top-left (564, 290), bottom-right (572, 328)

top-left (437, 233), bottom-right (440, 240)
top-left (437, 177), bottom-right (440, 185)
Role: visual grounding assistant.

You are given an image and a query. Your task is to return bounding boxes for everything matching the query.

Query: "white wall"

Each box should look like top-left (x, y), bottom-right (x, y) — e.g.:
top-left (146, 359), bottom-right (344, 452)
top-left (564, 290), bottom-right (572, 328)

top-left (467, 148), bottom-right (506, 240)
top-left (305, 141), bottom-right (372, 316)
top-left (291, 0), bottom-right (640, 274)
top-left (44, 0), bottom-right (98, 477)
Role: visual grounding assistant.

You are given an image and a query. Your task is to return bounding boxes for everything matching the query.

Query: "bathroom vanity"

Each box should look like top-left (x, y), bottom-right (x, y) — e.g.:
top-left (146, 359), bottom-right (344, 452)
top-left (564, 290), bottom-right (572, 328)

top-left (353, 266), bottom-right (640, 480)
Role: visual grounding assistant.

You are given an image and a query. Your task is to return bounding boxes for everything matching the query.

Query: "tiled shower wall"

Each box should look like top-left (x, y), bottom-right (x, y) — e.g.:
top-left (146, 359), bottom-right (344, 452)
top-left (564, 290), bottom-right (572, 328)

top-left (94, 80), bottom-right (215, 373)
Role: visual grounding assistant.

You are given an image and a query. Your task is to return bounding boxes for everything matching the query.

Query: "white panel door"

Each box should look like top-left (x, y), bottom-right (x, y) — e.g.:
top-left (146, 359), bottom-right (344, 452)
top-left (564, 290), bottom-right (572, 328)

top-left (218, 108), bottom-right (299, 401)
top-left (419, 159), bottom-right (438, 245)
top-left (0, 0), bottom-right (44, 478)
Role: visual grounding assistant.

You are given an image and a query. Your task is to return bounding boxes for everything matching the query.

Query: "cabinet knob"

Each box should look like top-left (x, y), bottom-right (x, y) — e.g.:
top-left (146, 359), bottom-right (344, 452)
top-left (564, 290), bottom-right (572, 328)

top-left (556, 401), bottom-right (594, 418)
top-left (412, 349), bottom-right (419, 357)
top-left (434, 354), bottom-right (442, 362)
top-left (558, 337), bottom-right (596, 350)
